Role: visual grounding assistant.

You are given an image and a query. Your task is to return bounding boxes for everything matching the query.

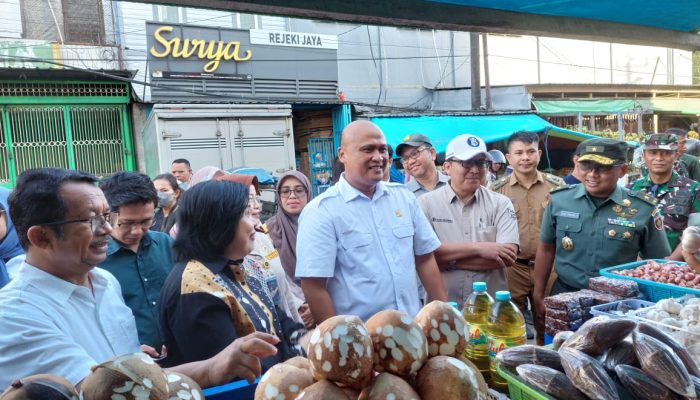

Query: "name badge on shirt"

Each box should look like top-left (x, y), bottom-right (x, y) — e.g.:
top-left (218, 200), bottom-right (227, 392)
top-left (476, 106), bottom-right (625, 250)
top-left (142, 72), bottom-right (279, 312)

top-left (559, 211), bottom-right (580, 219)
top-left (265, 250), bottom-right (279, 261)
top-left (607, 218), bottom-right (636, 228)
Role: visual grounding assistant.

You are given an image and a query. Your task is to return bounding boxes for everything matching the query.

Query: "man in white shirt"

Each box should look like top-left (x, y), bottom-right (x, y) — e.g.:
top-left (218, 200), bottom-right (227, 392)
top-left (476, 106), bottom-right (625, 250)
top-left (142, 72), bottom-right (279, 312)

top-left (0, 168), bottom-right (278, 390)
top-left (296, 121), bottom-right (447, 322)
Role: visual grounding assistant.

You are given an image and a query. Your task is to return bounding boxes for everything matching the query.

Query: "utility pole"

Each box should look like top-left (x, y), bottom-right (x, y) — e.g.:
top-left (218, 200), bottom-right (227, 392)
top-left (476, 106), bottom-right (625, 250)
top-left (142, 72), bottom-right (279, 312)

top-left (482, 33), bottom-right (493, 111)
top-left (470, 32), bottom-right (481, 110)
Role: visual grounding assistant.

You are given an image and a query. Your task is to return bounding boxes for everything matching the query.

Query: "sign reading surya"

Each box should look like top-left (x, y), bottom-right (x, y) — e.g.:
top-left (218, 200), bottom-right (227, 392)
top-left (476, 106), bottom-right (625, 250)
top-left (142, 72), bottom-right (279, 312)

top-left (149, 26), bottom-right (252, 73)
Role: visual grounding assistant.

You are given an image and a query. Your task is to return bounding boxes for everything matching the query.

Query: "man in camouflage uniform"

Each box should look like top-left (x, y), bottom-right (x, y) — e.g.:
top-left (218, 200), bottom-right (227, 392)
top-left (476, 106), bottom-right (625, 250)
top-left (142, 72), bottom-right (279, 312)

top-left (492, 131), bottom-right (565, 345)
top-left (628, 133), bottom-right (700, 260)
top-left (665, 128), bottom-right (700, 182)
top-left (534, 138), bottom-right (671, 325)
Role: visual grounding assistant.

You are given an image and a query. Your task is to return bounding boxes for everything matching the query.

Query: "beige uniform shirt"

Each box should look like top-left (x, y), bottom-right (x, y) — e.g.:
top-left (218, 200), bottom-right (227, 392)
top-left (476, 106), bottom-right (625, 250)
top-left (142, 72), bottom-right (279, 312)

top-left (492, 172), bottom-right (565, 260)
top-left (419, 184), bottom-right (520, 303)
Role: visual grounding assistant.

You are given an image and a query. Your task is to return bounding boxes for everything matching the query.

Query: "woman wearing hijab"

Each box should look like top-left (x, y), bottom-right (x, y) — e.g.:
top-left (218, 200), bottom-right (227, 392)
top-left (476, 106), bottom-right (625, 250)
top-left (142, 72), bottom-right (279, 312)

top-left (266, 171), bottom-right (315, 328)
top-left (217, 174), bottom-right (304, 326)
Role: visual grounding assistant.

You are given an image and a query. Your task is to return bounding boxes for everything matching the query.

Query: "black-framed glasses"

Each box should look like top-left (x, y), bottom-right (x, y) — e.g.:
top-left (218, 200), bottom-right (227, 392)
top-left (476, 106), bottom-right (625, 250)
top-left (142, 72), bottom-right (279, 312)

top-left (578, 162), bottom-right (623, 174)
top-left (400, 147), bottom-right (429, 164)
top-left (279, 187), bottom-right (307, 198)
top-left (450, 158), bottom-right (490, 170)
top-left (114, 214), bottom-right (154, 231)
top-left (41, 212), bottom-right (112, 234)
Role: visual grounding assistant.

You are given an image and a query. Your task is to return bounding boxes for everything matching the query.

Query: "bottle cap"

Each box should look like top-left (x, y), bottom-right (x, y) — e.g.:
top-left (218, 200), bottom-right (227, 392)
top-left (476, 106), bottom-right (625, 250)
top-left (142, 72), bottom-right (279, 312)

top-left (473, 282), bottom-right (487, 291)
top-left (495, 291), bottom-right (511, 301)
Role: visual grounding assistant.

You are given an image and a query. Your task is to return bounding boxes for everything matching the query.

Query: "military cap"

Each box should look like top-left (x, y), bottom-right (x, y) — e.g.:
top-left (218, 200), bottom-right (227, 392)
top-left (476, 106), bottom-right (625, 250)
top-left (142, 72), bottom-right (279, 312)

top-left (577, 138), bottom-right (627, 165)
top-left (396, 133), bottom-right (433, 155)
top-left (643, 133), bottom-right (678, 151)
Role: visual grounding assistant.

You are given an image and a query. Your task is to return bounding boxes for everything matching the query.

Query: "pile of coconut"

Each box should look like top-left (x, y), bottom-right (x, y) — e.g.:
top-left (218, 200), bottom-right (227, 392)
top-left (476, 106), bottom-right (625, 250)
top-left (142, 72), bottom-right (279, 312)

top-left (255, 301), bottom-right (487, 400)
top-left (0, 353), bottom-right (203, 400)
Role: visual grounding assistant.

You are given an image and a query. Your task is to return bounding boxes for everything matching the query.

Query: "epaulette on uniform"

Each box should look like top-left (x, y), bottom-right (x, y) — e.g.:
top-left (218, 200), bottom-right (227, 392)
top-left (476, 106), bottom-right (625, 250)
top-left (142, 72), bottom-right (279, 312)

top-left (628, 190), bottom-right (658, 206)
top-left (550, 185), bottom-right (575, 195)
top-left (491, 176), bottom-right (508, 191)
top-left (544, 173), bottom-right (566, 188)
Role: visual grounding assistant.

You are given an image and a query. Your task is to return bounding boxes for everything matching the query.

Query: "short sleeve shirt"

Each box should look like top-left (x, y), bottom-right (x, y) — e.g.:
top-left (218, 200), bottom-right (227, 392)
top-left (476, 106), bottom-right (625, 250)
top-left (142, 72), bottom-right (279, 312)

top-left (540, 184), bottom-right (671, 289)
top-left (295, 175), bottom-right (441, 321)
top-left (418, 184), bottom-right (519, 300)
top-left (0, 262), bottom-right (140, 387)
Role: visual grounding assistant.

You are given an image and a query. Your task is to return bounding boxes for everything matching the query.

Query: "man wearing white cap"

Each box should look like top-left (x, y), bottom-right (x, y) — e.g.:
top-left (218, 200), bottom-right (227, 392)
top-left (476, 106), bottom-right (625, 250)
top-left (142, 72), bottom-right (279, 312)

top-left (418, 134), bottom-right (520, 303)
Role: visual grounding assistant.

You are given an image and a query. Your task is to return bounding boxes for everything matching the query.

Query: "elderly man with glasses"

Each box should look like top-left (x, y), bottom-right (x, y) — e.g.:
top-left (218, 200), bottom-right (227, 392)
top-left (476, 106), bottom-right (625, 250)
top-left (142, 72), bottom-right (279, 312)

top-left (418, 134), bottom-right (520, 305)
top-left (533, 138), bottom-right (671, 325)
top-left (397, 134), bottom-right (450, 197)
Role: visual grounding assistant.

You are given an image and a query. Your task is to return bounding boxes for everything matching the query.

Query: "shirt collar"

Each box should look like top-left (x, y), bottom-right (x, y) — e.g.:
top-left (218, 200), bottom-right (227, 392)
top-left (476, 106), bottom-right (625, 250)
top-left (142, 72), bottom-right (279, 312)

top-left (508, 171), bottom-right (545, 187)
top-left (17, 261), bottom-right (109, 304)
top-left (338, 173), bottom-right (388, 203)
top-left (444, 182), bottom-right (483, 205)
top-left (197, 256), bottom-right (236, 275)
top-left (107, 231), bottom-right (153, 256)
top-left (573, 182), bottom-right (625, 204)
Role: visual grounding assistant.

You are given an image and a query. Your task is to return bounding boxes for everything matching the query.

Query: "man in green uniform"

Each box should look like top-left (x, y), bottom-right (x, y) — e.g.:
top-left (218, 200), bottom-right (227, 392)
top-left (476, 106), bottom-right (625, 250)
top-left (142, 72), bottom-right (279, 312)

top-left (628, 133), bottom-right (700, 260)
top-left (666, 127), bottom-right (700, 182)
top-left (533, 138), bottom-right (671, 323)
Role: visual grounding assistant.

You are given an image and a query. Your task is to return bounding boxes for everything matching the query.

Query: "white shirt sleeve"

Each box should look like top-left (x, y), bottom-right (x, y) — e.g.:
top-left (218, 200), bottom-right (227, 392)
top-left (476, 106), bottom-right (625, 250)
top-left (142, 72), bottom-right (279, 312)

top-left (0, 309), bottom-right (97, 387)
top-left (295, 200), bottom-right (338, 279)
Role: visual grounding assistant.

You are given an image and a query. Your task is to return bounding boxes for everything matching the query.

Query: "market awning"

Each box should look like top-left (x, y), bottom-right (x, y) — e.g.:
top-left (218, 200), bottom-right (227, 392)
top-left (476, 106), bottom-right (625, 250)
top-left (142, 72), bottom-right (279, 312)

top-left (155, 0), bottom-right (700, 50)
top-left (370, 113), bottom-right (596, 154)
top-left (533, 99), bottom-right (700, 115)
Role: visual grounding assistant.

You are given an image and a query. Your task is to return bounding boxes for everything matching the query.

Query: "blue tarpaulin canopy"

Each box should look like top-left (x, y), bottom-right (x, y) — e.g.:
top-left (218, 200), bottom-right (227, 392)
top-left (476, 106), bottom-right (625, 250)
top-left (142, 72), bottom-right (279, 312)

top-left (371, 113), bottom-right (596, 154)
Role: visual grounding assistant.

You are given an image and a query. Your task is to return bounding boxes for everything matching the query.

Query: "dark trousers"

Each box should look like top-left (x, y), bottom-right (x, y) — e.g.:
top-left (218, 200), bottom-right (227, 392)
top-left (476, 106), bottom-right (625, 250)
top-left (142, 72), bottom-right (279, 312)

top-left (549, 278), bottom-right (579, 296)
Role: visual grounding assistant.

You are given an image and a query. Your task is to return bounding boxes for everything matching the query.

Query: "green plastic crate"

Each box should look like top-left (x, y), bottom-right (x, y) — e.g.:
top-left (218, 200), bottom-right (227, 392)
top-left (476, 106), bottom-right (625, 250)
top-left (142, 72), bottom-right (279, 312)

top-left (495, 364), bottom-right (554, 400)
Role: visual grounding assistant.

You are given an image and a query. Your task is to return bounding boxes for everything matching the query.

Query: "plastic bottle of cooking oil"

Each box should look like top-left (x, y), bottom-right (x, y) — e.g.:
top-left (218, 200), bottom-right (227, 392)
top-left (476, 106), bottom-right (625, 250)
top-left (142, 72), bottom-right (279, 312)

top-left (487, 290), bottom-right (527, 390)
top-left (462, 282), bottom-right (494, 379)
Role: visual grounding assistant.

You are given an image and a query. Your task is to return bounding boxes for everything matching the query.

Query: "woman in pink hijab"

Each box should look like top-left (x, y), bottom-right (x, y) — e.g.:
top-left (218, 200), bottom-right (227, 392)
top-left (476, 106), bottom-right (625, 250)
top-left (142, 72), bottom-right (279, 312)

top-left (266, 171), bottom-right (314, 328)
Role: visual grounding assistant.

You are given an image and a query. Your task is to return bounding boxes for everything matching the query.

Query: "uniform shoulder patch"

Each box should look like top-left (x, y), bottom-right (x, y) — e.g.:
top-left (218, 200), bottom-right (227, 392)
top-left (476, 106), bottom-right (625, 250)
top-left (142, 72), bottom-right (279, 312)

top-left (628, 190), bottom-right (658, 206)
top-left (491, 176), bottom-right (508, 191)
top-left (550, 185), bottom-right (574, 194)
top-left (544, 173), bottom-right (566, 188)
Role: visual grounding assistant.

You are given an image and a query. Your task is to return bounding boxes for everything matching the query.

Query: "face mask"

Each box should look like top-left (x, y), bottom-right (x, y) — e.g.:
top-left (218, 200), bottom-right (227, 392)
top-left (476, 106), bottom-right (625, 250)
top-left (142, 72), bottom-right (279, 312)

top-left (157, 192), bottom-right (174, 208)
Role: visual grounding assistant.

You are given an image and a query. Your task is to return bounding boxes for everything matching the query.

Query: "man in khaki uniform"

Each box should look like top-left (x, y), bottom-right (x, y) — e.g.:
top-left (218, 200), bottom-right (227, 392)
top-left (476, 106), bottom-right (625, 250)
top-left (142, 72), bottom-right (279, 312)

top-left (419, 134), bottom-right (520, 305)
top-left (492, 132), bottom-right (565, 344)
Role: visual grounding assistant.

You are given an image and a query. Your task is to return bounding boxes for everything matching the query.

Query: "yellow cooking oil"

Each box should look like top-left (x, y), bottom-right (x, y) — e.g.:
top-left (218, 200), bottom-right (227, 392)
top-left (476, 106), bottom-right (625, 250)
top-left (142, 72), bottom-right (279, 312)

top-left (487, 290), bottom-right (526, 390)
top-left (462, 281), bottom-right (494, 379)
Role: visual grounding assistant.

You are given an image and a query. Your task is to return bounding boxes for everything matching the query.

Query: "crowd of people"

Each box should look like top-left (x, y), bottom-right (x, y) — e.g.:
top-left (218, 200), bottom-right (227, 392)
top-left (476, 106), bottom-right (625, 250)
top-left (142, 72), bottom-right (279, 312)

top-left (0, 120), bottom-right (698, 390)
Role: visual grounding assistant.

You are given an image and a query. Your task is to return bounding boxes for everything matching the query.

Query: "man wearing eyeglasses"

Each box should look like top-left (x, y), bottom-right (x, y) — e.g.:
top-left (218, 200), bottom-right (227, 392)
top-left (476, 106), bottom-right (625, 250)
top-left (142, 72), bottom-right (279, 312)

top-left (418, 134), bottom-right (520, 304)
top-left (98, 172), bottom-right (175, 354)
top-left (628, 133), bottom-right (700, 261)
top-left (534, 138), bottom-right (671, 324)
top-left (396, 134), bottom-right (449, 197)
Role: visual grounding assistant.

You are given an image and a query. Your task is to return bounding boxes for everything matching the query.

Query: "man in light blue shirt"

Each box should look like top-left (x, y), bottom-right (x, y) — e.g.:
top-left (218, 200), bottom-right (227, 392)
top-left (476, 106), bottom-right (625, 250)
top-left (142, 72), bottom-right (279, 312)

top-left (296, 121), bottom-right (447, 322)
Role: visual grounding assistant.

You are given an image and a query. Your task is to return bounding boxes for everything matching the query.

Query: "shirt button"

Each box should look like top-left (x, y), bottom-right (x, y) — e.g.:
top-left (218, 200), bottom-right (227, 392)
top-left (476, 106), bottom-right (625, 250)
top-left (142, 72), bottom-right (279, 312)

top-left (143, 278), bottom-right (148, 282)
top-left (152, 301), bottom-right (157, 306)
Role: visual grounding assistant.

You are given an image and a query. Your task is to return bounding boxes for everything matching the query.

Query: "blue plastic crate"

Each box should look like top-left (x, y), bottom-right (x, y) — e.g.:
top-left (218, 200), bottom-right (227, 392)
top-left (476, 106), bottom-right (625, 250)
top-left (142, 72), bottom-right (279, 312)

top-left (589, 299), bottom-right (655, 318)
top-left (543, 333), bottom-right (553, 345)
top-left (599, 259), bottom-right (699, 302)
top-left (203, 378), bottom-right (258, 400)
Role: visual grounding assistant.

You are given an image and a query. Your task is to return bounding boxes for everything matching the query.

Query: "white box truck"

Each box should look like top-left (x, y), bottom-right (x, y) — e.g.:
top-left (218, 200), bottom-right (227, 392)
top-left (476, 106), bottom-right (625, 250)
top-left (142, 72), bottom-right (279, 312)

top-left (141, 103), bottom-right (295, 195)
